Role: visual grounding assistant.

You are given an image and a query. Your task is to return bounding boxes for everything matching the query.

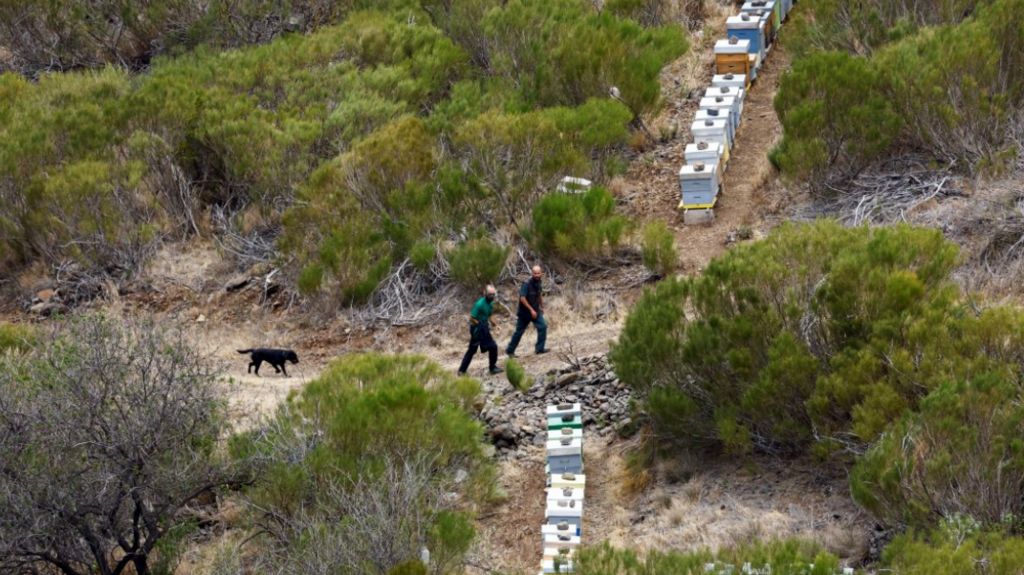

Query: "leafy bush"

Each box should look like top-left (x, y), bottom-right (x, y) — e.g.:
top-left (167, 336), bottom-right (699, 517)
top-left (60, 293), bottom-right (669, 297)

top-left (640, 221), bottom-right (677, 277)
top-left (529, 187), bottom-right (629, 261)
top-left (575, 539), bottom-right (842, 575)
top-left (851, 356), bottom-right (1024, 528)
top-left (883, 524), bottom-right (1024, 575)
top-left (611, 221), bottom-right (985, 456)
top-left (778, 0), bottom-right (1024, 182)
top-left (449, 239), bottom-right (510, 289)
top-left (506, 358), bottom-right (528, 391)
top-left (773, 51), bottom-right (900, 185)
top-left (236, 353), bottom-right (493, 574)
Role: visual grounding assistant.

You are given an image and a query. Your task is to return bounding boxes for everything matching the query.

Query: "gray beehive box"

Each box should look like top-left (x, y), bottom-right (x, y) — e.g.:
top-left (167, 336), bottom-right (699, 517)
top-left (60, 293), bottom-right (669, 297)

top-left (685, 141), bottom-right (724, 172)
top-left (712, 73), bottom-right (747, 90)
top-left (678, 162), bottom-right (720, 210)
top-left (699, 95), bottom-right (739, 142)
top-left (704, 85), bottom-right (745, 120)
top-left (546, 436), bottom-right (583, 474)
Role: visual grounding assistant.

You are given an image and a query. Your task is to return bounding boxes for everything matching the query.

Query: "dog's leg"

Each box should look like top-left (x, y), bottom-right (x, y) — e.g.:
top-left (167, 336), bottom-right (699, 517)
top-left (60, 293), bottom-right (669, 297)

top-left (273, 363), bottom-right (281, 373)
top-left (254, 359), bottom-right (262, 376)
top-left (282, 364), bottom-right (289, 377)
top-left (248, 361), bottom-right (254, 374)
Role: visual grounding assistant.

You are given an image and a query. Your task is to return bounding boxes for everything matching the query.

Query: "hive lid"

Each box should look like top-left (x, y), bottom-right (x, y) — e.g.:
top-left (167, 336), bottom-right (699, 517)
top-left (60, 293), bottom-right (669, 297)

top-left (726, 14), bottom-right (761, 28)
top-left (715, 38), bottom-right (751, 53)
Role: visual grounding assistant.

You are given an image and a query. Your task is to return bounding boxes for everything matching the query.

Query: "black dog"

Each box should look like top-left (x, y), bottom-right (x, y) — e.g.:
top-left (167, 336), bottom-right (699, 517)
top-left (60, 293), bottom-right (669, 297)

top-left (237, 348), bottom-right (299, 377)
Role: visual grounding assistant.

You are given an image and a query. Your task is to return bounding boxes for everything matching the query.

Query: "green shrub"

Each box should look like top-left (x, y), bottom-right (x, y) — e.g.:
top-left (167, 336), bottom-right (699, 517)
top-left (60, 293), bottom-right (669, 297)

top-left (409, 241), bottom-right (437, 272)
top-left (883, 524), bottom-right (1024, 575)
top-left (851, 345), bottom-right (1024, 528)
top-left (773, 51), bottom-right (900, 185)
top-left (448, 239), bottom-right (509, 289)
top-left (0, 323), bottom-right (35, 353)
top-left (529, 187), bottom-right (629, 261)
top-left (575, 539), bottom-right (842, 575)
top-left (611, 221), bottom-right (984, 456)
top-left (640, 221), bottom-right (676, 277)
top-left (506, 358), bottom-right (528, 391)
top-left (237, 353), bottom-right (493, 574)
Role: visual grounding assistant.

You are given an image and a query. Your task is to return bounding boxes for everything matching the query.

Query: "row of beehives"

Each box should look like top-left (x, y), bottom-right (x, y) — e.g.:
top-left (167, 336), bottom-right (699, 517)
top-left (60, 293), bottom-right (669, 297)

top-left (703, 562), bottom-right (854, 574)
top-left (679, 0), bottom-right (795, 223)
top-left (538, 403), bottom-right (584, 574)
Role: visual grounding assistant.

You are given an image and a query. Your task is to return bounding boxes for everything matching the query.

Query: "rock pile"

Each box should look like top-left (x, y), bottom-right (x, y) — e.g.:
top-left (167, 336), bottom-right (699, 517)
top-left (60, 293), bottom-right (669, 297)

top-left (477, 355), bottom-right (634, 455)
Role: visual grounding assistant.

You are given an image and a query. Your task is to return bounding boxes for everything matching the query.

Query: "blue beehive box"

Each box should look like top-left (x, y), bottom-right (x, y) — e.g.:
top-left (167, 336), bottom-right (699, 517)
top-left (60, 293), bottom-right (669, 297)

top-left (546, 436), bottom-right (583, 474)
top-left (545, 499), bottom-right (583, 534)
top-left (726, 14), bottom-right (766, 59)
top-left (678, 161), bottom-right (720, 211)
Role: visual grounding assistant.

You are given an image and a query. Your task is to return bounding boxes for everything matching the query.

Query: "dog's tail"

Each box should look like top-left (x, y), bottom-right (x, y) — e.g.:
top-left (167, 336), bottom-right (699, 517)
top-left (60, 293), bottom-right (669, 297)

top-left (237, 349), bottom-right (253, 354)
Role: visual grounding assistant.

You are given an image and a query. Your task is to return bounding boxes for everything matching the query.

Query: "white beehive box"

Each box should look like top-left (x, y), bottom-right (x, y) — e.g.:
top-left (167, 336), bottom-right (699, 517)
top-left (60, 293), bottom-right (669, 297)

top-left (548, 427), bottom-right (583, 441)
top-left (542, 546), bottom-right (577, 561)
top-left (712, 73), bottom-right (747, 89)
top-left (546, 486), bottom-right (585, 504)
top-left (546, 498), bottom-right (583, 520)
top-left (699, 95), bottom-right (738, 140)
top-left (549, 472), bottom-right (586, 490)
top-left (543, 532), bottom-right (582, 548)
top-left (691, 118), bottom-right (730, 157)
top-left (684, 141), bottom-right (724, 171)
top-left (704, 85), bottom-right (745, 120)
top-left (714, 38), bottom-right (750, 54)
top-left (546, 437), bottom-right (583, 457)
top-left (541, 522), bottom-right (577, 537)
top-left (556, 176), bottom-right (592, 194)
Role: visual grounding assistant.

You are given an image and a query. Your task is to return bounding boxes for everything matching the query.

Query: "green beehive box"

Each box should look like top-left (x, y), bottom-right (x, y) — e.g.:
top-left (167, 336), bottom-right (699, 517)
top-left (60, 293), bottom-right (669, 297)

top-left (547, 414), bottom-right (583, 430)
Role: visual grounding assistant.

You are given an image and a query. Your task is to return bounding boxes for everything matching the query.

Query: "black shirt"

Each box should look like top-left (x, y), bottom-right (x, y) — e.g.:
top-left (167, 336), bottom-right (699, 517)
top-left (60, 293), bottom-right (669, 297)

top-left (518, 279), bottom-right (542, 318)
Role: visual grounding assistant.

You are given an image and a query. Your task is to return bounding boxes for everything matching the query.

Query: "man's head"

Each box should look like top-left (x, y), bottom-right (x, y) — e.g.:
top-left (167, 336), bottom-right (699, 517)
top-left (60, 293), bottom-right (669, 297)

top-left (485, 284), bottom-right (496, 302)
top-left (531, 265), bottom-right (543, 282)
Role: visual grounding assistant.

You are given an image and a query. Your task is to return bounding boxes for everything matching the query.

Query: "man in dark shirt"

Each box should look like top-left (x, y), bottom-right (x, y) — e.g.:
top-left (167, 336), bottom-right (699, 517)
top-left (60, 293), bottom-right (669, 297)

top-left (505, 265), bottom-right (549, 357)
top-left (458, 284), bottom-right (503, 376)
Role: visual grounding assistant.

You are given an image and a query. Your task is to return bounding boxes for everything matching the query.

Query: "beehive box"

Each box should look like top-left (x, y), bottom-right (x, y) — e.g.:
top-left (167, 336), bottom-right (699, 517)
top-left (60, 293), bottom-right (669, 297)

top-left (547, 486), bottom-right (585, 505)
top-left (546, 437), bottom-right (583, 474)
top-left (742, 1), bottom-right (781, 34)
top-left (685, 141), bottom-right (724, 174)
top-left (691, 119), bottom-right (730, 164)
top-left (541, 558), bottom-right (575, 574)
top-left (714, 38), bottom-right (751, 76)
top-left (545, 499), bottom-right (583, 531)
top-left (546, 413), bottom-right (582, 431)
top-left (726, 14), bottom-right (766, 59)
top-left (699, 96), bottom-right (738, 143)
top-left (543, 532), bottom-right (582, 549)
top-left (781, 0), bottom-right (793, 20)
top-left (749, 9), bottom-right (775, 49)
top-left (712, 73), bottom-right (748, 90)
top-left (542, 522), bottom-right (577, 537)
top-left (705, 85), bottom-right (745, 119)
top-left (542, 546), bottom-right (577, 561)
top-left (549, 472), bottom-right (586, 491)
top-left (549, 427), bottom-right (583, 441)
top-left (678, 162), bottom-right (720, 211)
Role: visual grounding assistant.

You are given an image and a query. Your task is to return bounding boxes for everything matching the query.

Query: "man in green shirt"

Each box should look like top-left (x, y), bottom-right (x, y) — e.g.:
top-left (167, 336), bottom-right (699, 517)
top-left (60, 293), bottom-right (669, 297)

top-left (457, 284), bottom-right (503, 376)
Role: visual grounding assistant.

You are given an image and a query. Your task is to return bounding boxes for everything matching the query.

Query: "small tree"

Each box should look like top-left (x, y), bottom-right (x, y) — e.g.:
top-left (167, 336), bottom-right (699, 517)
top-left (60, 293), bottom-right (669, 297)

top-left (448, 238), bottom-right (509, 288)
top-left (640, 221), bottom-right (676, 277)
top-left (0, 315), bottom-right (247, 575)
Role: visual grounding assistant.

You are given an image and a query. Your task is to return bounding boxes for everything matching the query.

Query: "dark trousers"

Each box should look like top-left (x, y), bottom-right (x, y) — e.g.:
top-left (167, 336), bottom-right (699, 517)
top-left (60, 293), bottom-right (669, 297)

top-left (506, 313), bottom-right (547, 355)
top-left (458, 322), bottom-right (497, 374)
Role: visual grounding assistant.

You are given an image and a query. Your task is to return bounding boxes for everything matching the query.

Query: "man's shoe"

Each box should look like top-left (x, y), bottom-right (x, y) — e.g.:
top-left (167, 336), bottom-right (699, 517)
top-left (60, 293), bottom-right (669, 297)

top-left (506, 350), bottom-right (516, 358)
top-left (536, 348), bottom-right (550, 355)
top-left (457, 370), bottom-right (467, 377)
top-left (489, 366), bottom-right (504, 375)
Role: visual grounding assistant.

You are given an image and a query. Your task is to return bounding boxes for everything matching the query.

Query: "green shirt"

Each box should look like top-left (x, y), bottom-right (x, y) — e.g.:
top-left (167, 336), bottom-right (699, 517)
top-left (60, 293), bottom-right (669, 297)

top-left (470, 297), bottom-right (493, 325)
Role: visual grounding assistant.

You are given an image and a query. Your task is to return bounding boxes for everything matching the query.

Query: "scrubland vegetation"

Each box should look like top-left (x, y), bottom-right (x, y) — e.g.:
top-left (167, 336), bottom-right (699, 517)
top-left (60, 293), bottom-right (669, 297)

top-left (773, 0), bottom-right (1024, 186)
top-left (612, 221), bottom-right (1024, 570)
top-left (0, 0), bottom-right (686, 304)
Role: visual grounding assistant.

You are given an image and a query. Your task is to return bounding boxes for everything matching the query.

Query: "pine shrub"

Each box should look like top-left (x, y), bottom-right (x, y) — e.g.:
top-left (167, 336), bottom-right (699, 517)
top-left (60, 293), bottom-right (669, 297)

top-left (448, 239), bottom-right (509, 289)
top-left (529, 187), bottom-right (629, 261)
top-left (640, 221), bottom-right (677, 277)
